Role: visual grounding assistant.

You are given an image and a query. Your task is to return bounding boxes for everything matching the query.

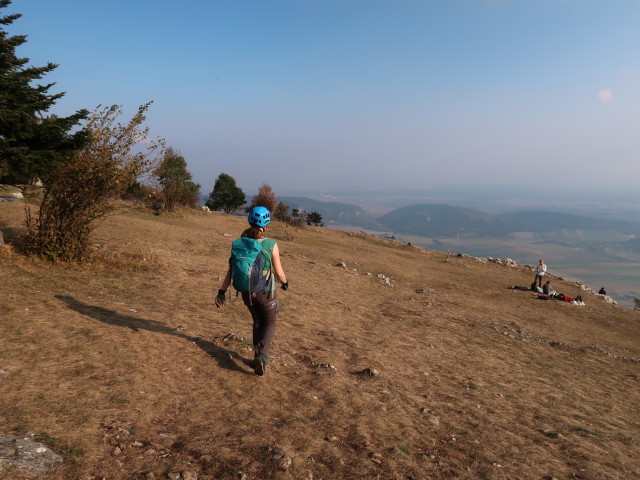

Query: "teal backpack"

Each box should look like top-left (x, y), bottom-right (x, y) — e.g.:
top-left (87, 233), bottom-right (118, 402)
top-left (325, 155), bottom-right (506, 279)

top-left (230, 237), bottom-right (275, 293)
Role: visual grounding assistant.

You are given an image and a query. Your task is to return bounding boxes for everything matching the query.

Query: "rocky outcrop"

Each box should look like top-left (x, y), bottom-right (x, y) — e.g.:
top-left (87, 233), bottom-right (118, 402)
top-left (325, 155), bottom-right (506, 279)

top-left (0, 434), bottom-right (63, 475)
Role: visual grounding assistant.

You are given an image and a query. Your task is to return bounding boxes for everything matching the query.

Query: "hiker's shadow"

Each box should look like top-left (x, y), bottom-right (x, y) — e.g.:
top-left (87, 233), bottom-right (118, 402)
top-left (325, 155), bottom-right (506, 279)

top-left (54, 295), bottom-right (253, 375)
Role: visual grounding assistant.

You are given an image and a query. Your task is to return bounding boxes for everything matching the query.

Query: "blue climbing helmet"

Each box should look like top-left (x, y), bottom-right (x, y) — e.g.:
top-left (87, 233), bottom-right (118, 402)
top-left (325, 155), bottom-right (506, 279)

top-left (248, 206), bottom-right (271, 227)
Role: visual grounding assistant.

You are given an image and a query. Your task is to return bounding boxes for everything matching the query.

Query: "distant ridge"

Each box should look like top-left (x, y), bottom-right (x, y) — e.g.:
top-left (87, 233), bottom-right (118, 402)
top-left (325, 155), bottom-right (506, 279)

top-left (377, 204), bottom-right (640, 238)
top-left (279, 196), bottom-right (384, 230)
top-left (377, 203), bottom-right (517, 237)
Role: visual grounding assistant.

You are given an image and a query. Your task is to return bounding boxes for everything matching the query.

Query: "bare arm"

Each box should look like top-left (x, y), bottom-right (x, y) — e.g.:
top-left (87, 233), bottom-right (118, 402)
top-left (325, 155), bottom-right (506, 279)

top-left (215, 265), bottom-right (232, 308)
top-left (220, 265), bottom-right (232, 291)
top-left (271, 242), bottom-right (287, 284)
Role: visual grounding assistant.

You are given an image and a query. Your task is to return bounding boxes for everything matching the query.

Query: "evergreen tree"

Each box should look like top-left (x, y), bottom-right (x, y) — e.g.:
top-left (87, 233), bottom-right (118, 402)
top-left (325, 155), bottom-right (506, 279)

top-left (153, 147), bottom-right (200, 211)
top-left (206, 173), bottom-right (246, 214)
top-left (0, 0), bottom-right (89, 186)
top-left (306, 211), bottom-right (324, 226)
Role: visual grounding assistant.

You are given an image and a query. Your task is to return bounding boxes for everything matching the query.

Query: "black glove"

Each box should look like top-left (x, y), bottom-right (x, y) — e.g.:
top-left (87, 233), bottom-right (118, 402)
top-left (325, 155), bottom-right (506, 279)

top-left (215, 289), bottom-right (226, 307)
top-left (281, 282), bottom-right (289, 291)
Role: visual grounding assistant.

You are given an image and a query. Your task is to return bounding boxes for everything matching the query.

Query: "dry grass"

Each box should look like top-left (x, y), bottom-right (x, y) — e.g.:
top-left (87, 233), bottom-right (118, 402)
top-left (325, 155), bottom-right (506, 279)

top-left (1, 200), bottom-right (639, 480)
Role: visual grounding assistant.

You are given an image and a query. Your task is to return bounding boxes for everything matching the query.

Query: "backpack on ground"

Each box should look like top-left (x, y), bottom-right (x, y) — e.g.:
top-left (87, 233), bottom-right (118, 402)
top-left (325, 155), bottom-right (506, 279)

top-left (230, 237), bottom-right (275, 293)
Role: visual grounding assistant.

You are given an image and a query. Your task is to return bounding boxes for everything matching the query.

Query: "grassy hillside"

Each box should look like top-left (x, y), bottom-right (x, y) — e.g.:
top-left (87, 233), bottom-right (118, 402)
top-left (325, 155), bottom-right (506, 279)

top-left (1, 200), bottom-right (639, 480)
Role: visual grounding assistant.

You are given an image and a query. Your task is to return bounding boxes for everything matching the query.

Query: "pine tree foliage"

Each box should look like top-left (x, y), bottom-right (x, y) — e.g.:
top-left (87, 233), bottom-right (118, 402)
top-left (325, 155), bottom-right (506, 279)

top-left (206, 173), bottom-right (246, 214)
top-left (306, 211), bottom-right (324, 226)
top-left (0, 0), bottom-right (89, 186)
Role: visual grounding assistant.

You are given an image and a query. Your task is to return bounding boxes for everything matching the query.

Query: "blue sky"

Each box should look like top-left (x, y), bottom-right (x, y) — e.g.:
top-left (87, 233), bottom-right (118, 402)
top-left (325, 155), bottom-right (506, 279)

top-left (6, 0), bottom-right (640, 199)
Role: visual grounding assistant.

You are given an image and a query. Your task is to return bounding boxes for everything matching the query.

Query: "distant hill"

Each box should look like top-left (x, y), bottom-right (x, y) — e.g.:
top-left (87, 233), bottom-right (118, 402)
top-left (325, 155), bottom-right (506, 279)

top-left (375, 204), bottom-right (640, 238)
top-left (279, 196), bottom-right (384, 230)
top-left (377, 203), bottom-right (517, 237)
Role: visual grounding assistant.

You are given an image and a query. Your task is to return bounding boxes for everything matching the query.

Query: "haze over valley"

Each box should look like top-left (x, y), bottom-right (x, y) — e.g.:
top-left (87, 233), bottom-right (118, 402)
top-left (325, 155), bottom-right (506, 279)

top-left (279, 192), bottom-right (640, 308)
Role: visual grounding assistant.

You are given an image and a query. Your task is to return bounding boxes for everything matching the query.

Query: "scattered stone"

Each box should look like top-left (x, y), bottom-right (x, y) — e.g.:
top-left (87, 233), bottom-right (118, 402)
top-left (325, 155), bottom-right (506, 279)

top-left (376, 274), bottom-right (393, 286)
top-left (113, 446), bottom-right (122, 455)
top-left (357, 367), bottom-right (379, 376)
top-left (182, 471), bottom-right (197, 480)
top-left (325, 435), bottom-right (338, 442)
top-left (428, 415), bottom-right (440, 426)
top-left (276, 454), bottom-right (292, 471)
top-left (145, 472), bottom-right (156, 480)
top-left (369, 452), bottom-right (383, 464)
top-left (132, 441), bottom-right (144, 447)
top-left (0, 370), bottom-right (7, 379)
top-left (167, 473), bottom-right (181, 480)
top-left (266, 446), bottom-right (292, 471)
top-left (0, 434), bottom-right (63, 475)
top-left (236, 473), bottom-right (248, 480)
top-left (415, 288), bottom-right (425, 293)
top-left (222, 333), bottom-right (243, 342)
top-left (318, 363), bottom-right (337, 370)
top-left (335, 261), bottom-right (347, 268)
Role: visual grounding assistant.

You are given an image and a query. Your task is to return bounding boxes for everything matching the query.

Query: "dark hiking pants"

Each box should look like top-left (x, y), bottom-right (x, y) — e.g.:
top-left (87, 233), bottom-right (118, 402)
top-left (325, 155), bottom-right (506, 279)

top-left (242, 291), bottom-right (278, 357)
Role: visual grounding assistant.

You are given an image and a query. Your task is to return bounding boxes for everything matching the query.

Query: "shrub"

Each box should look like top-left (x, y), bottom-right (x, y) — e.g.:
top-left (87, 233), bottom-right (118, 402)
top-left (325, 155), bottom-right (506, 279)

top-left (20, 104), bottom-right (164, 262)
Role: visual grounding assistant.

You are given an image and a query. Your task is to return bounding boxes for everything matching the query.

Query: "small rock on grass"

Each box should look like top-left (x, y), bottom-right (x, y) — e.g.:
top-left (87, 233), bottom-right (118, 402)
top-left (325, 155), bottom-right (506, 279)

top-left (357, 367), bottom-right (379, 376)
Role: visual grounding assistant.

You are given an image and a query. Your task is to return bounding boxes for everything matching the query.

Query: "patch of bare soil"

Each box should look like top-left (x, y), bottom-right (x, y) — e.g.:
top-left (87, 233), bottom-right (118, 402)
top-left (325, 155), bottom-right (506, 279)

top-left (1, 200), bottom-right (639, 480)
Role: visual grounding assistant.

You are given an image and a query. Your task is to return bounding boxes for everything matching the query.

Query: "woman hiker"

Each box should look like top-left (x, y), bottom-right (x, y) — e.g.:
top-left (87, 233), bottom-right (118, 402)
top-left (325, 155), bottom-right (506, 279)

top-left (214, 206), bottom-right (288, 376)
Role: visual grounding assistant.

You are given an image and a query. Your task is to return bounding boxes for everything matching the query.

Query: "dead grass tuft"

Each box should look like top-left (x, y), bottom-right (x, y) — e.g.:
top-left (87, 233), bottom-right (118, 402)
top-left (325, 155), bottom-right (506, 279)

top-left (90, 243), bottom-right (164, 272)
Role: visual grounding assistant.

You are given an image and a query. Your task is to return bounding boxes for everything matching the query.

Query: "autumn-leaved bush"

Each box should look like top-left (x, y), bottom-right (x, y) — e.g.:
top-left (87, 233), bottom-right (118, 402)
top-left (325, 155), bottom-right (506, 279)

top-left (20, 103), bottom-right (164, 262)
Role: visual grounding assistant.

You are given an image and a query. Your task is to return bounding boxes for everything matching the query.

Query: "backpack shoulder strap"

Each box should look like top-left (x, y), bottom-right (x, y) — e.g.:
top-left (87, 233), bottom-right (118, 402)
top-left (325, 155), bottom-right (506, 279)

top-left (259, 238), bottom-right (276, 255)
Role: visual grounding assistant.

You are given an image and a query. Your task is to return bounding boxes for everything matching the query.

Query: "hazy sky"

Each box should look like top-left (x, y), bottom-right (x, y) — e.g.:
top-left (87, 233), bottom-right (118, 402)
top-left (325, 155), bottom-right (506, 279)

top-left (7, 0), bottom-right (640, 198)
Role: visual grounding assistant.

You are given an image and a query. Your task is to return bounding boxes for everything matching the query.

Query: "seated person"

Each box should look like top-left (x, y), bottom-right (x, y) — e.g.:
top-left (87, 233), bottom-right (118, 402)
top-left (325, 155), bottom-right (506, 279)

top-left (542, 281), bottom-right (556, 297)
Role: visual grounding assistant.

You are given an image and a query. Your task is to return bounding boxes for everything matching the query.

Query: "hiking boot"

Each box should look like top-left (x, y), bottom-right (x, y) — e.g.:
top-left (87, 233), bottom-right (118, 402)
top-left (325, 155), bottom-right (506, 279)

top-left (254, 353), bottom-right (267, 376)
